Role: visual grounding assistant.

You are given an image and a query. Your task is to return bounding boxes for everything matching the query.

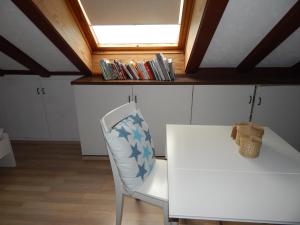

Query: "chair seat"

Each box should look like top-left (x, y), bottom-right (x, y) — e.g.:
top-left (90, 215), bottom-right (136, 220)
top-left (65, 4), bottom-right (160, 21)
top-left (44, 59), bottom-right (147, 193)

top-left (134, 159), bottom-right (168, 202)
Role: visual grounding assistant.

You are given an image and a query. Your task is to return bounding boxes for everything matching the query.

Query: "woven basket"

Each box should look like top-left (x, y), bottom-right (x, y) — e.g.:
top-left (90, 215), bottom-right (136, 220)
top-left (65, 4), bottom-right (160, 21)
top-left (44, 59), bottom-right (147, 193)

top-left (233, 122), bottom-right (264, 145)
top-left (239, 136), bottom-right (262, 158)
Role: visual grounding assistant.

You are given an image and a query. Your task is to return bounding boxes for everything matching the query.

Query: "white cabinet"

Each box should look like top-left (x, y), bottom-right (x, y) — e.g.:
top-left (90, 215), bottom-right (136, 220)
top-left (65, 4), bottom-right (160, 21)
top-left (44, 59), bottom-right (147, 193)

top-left (0, 75), bottom-right (80, 140)
top-left (191, 85), bottom-right (254, 125)
top-left (133, 85), bottom-right (193, 155)
top-left (73, 85), bottom-right (193, 156)
top-left (73, 85), bottom-right (132, 155)
top-left (252, 86), bottom-right (300, 151)
top-left (41, 77), bottom-right (79, 140)
top-left (73, 84), bottom-right (300, 156)
top-left (1, 76), bottom-right (49, 139)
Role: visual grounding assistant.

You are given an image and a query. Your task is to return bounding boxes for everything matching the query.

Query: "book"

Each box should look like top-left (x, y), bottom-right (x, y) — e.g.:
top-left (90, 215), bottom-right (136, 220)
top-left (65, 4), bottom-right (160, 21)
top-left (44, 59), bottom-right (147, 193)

top-left (138, 62), bottom-right (150, 79)
top-left (99, 59), bottom-right (110, 80)
top-left (131, 61), bottom-right (145, 80)
top-left (98, 54), bottom-right (175, 81)
top-left (153, 58), bottom-right (165, 80)
top-left (111, 63), bottom-right (121, 80)
top-left (167, 58), bottom-right (175, 80)
top-left (105, 60), bottom-right (117, 80)
top-left (150, 60), bottom-right (160, 80)
top-left (114, 60), bottom-right (125, 80)
top-left (128, 63), bottom-right (140, 80)
top-left (144, 61), bottom-right (155, 80)
top-left (155, 53), bottom-right (171, 80)
top-left (121, 63), bottom-right (133, 79)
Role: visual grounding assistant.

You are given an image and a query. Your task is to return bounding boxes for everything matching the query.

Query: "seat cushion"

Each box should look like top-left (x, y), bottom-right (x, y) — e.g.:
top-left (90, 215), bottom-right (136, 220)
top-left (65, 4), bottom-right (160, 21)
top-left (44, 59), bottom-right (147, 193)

top-left (134, 159), bottom-right (168, 202)
top-left (105, 110), bottom-right (156, 193)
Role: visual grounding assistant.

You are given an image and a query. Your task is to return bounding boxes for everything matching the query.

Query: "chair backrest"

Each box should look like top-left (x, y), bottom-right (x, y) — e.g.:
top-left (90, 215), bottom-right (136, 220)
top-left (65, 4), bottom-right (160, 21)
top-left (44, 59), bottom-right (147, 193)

top-left (100, 102), bottom-right (137, 195)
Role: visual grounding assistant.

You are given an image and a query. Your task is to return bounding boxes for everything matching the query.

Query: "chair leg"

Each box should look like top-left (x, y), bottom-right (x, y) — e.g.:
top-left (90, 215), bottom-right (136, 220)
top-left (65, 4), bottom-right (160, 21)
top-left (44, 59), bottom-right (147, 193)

top-left (115, 191), bottom-right (124, 225)
top-left (163, 203), bottom-right (169, 225)
top-left (163, 203), bottom-right (178, 225)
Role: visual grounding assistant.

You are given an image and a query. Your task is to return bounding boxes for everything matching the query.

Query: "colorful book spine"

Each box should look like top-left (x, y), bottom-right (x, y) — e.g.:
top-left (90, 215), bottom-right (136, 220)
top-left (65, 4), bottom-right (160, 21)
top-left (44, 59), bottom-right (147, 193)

top-left (99, 59), bottom-right (111, 80)
top-left (153, 58), bottom-right (165, 80)
top-left (131, 61), bottom-right (145, 80)
top-left (167, 58), bottom-right (175, 80)
top-left (138, 62), bottom-right (149, 80)
top-left (144, 61), bottom-right (155, 80)
top-left (149, 60), bottom-right (161, 80)
top-left (155, 53), bottom-right (171, 80)
top-left (98, 53), bottom-right (175, 81)
top-left (128, 64), bottom-right (140, 80)
top-left (121, 63), bottom-right (133, 79)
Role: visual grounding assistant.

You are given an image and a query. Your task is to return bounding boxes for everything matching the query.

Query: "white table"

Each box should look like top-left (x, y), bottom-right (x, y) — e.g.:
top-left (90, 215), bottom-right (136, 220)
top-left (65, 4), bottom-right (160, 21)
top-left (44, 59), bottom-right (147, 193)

top-left (166, 125), bottom-right (300, 224)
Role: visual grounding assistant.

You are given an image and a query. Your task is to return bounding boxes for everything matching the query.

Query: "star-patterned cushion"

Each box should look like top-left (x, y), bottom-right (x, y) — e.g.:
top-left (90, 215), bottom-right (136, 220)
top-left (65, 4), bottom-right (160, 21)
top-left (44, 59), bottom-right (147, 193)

top-left (105, 110), bottom-right (155, 194)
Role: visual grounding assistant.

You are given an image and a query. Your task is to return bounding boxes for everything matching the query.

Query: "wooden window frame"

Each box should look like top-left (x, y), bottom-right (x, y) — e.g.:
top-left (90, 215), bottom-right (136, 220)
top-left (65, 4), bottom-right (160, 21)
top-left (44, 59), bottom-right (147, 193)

top-left (66, 0), bottom-right (194, 51)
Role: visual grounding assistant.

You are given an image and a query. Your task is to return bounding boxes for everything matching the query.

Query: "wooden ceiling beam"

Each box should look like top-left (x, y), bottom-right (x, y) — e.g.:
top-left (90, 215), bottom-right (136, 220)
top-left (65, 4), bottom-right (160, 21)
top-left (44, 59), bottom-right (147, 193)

top-left (185, 0), bottom-right (229, 74)
top-left (12, 0), bottom-right (92, 75)
top-left (238, 1), bottom-right (300, 72)
top-left (65, 0), bottom-right (97, 51)
top-left (0, 35), bottom-right (50, 77)
top-left (0, 70), bottom-right (33, 75)
top-left (292, 62), bottom-right (300, 70)
top-left (0, 70), bottom-right (82, 76)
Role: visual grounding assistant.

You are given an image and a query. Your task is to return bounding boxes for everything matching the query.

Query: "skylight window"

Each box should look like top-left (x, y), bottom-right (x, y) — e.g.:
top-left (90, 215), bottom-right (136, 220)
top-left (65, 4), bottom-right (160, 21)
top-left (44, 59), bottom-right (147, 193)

top-left (76, 0), bottom-right (188, 49)
top-left (92, 25), bottom-right (180, 46)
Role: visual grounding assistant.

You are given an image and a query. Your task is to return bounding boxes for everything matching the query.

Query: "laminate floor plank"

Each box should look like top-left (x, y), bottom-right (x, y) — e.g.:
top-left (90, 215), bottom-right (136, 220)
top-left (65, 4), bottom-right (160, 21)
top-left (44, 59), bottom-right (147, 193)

top-left (0, 142), bottom-right (276, 225)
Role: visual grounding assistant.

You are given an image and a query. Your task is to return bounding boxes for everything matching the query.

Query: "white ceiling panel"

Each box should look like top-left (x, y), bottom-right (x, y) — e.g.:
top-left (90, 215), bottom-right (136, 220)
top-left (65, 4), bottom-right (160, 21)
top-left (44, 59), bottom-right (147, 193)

top-left (200, 0), bottom-right (297, 68)
top-left (0, 52), bottom-right (28, 70)
top-left (257, 28), bottom-right (300, 67)
top-left (0, 0), bottom-right (78, 72)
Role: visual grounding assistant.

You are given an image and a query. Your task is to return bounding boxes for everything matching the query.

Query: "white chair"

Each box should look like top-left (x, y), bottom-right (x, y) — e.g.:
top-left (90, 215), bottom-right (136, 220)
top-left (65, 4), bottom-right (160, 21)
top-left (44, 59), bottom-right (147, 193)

top-left (100, 102), bottom-right (177, 225)
top-left (0, 130), bottom-right (16, 167)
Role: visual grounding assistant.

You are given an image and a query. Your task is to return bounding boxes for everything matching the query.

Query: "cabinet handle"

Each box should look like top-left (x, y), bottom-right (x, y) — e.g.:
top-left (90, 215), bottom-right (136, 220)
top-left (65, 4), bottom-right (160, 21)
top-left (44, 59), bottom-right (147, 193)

top-left (128, 95), bottom-right (131, 102)
top-left (36, 88), bottom-right (40, 95)
top-left (257, 97), bottom-right (262, 105)
top-left (248, 96), bottom-right (252, 104)
top-left (134, 95), bottom-right (137, 103)
top-left (41, 88), bottom-right (45, 95)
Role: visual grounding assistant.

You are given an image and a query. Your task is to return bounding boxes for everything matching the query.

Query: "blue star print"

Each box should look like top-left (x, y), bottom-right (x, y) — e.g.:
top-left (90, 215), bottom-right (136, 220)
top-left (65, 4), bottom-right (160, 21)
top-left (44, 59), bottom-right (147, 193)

top-left (131, 113), bottom-right (144, 127)
top-left (136, 162), bottom-right (147, 180)
top-left (143, 145), bottom-right (152, 160)
top-left (130, 143), bottom-right (141, 161)
top-left (133, 128), bottom-right (142, 142)
top-left (144, 129), bottom-right (151, 144)
top-left (116, 126), bottom-right (130, 141)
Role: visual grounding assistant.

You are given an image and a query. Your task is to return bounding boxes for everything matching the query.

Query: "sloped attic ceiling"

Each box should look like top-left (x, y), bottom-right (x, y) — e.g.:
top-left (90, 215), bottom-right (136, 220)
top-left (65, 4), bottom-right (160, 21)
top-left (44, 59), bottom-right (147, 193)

top-left (0, 51), bottom-right (28, 70)
top-left (186, 0), bottom-right (300, 80)
top-left (200, 0), bottom-right (298, 68)
top-left (0, 0), bottom-right (79, 73)
top-left (1, 0), bottom-right (299, 82)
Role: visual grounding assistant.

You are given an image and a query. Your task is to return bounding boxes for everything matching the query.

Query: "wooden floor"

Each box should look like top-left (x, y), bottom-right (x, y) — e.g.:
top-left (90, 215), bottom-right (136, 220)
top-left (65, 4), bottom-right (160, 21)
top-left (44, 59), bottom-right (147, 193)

top-left (0, 142), bottom-right (274, 225)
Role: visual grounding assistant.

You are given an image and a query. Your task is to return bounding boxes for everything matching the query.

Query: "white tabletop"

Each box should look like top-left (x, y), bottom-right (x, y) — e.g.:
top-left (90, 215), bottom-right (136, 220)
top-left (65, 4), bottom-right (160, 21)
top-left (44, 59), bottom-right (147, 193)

top-left (167, 125), bottom-right (300, 224)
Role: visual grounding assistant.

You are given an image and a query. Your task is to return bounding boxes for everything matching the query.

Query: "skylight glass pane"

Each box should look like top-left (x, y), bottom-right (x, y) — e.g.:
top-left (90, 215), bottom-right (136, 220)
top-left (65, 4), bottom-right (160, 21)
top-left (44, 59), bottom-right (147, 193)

top-left (92, 25), bottom-right (180, 46)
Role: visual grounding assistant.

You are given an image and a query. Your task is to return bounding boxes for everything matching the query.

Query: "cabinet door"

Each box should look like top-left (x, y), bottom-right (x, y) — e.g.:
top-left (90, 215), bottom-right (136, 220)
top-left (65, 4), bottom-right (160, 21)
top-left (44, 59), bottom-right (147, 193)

top-left (74, 85), bottom-right (132, 155)
top-left (133, 85), bottom-right (193, 156)
top-left (192, 85), bottom-right (254, 125)
top-left (1, 75), bottom-right (49, 139)
top-left (41, 76), bottom-right (80, 140)
top-left (253, 86), bottom-right (300, 151)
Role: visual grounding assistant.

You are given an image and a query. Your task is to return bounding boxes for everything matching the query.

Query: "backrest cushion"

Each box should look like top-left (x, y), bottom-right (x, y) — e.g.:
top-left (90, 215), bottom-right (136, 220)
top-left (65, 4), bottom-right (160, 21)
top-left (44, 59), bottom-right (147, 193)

top-left (105, 110), bottom-right (155, 193)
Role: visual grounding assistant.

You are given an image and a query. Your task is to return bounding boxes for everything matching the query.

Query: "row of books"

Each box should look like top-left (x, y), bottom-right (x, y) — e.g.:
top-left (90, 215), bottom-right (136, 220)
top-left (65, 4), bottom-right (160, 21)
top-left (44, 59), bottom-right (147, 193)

top-left (99, 53), bottom-right (175, 81)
